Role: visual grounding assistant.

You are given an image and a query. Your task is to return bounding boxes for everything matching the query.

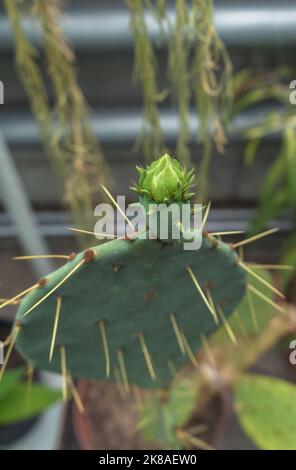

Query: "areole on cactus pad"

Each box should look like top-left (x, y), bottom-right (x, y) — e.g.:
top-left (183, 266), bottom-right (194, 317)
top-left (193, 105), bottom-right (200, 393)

top-left (14, 155), bottom-right (247, 389)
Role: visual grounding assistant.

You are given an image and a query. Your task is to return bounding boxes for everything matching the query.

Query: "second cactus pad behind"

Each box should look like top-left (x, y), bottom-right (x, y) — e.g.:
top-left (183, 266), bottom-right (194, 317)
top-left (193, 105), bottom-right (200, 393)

top-left (15, 235), bottom-right (246, 389)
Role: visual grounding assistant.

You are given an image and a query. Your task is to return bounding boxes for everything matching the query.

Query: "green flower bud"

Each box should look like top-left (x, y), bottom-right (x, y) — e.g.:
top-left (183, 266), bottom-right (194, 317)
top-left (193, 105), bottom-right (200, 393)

top-left (131, 154), bottom-right (195, 203)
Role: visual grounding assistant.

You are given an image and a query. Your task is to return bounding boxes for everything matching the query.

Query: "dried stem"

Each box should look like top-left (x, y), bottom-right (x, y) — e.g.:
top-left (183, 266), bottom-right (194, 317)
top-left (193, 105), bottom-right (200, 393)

top-left (4, 0), bottom-right (109, 243)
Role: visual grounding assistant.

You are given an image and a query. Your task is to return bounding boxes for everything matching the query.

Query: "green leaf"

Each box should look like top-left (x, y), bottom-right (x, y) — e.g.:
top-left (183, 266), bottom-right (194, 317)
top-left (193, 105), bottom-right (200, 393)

top-left (282, 235), bottom-right (296, 284)
top-left (244, 137), bottom-right (261, 166)
top-left (283, 127), bottom-right (296, 206)
top-left (252, 189), bottom-right (288, 234)
top-left (211, 269), bottom-right (274, 344)
top-left (231, 69), bottom-right (254, 100)
top-left (139, 395), bottom-right (178, 449)
top-left (236, 268), bottom-right (275, 335)
top-left (0, 368), bottom-right (24, 401)
top-left (168, 377), bottom-right (198, 428)
top-left (251, 136), bottom-right (291, 234)
top-left (0, 383), bottom-right (61, 425)
top-left (234, 374), bottom-right (296, 450)
top-left (258, 152), bottom-right (285, 205)
top-left (206, 269), bottom-right (278, 372)
top-left (138, 377), bottom-right (199, 449)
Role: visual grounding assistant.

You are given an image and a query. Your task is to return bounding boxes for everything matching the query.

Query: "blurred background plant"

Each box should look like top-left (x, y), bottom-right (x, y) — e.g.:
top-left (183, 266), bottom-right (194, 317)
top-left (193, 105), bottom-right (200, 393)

top-left (231, 68), bottom-right (296, 288)
top-left (137, 269), bottom-right (296, 450)
top-left (0, 0), bottom-right (295, 450)
top-left (0, 367), bottom-right (60, 429)
top-left (0, 362), bottom-right (60, 447)
top-left (5, 0), bottom-right (233, 225)
top-left (4, 0), bottom-right (109, 242)
top-left (128, 0), bottom-right (232, 198)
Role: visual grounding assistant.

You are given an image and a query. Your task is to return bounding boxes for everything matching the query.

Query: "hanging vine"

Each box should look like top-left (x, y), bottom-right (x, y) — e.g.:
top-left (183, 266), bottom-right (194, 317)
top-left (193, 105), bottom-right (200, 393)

top-left (5, 0), bottom-right (232, 209)
top-left (191, 0), bottom-right (233, 198)
top-left (128, 0), bottom-right (233, 199)
top-left (128, 0), bottom-right (166, 161)
top-left (3, 1), bottom-right (52, 144)
top-left (33, 0), bottom-right (109, 227)
top-left (168, 0), bottom-right (191, 167)
top-left (4, 0), bottom-right (109, 238)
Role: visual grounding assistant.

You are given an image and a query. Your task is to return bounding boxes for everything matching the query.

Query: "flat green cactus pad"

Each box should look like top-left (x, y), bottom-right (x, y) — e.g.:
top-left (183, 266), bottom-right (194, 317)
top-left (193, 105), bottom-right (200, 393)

top-left (15, 235), bottom-right (246, 389)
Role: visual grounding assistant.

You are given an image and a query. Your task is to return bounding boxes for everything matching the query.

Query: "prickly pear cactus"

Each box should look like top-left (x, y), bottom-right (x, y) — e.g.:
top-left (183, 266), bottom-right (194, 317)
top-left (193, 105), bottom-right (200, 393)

top-left (14, 155), bottom-right (246, 389)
